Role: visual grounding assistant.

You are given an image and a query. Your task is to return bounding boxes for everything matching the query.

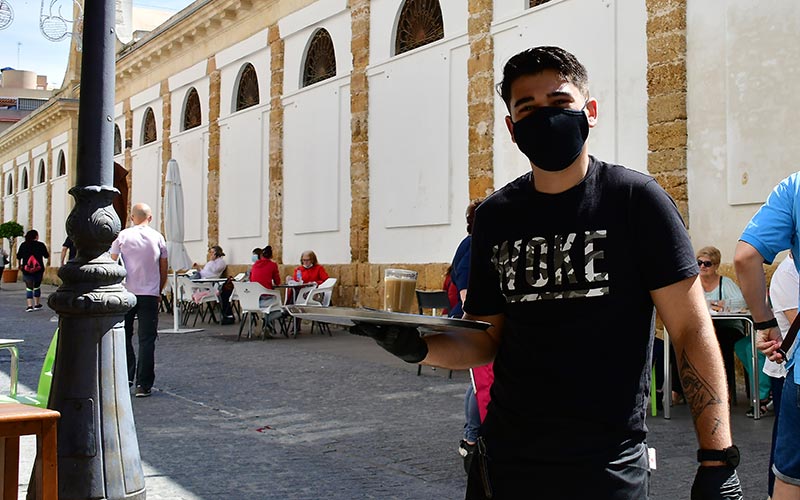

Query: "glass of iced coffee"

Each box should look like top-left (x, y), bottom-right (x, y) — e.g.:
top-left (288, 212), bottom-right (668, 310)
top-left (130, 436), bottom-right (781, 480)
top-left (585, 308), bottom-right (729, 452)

top-left (384, 269), bottom-right (418, 313)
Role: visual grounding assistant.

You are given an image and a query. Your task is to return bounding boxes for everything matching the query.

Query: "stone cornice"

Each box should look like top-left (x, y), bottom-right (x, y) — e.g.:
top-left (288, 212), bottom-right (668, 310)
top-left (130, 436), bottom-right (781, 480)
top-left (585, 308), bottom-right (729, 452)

top-left (115, 0), bottom-right (257, 88)
top-left (0, 99), bottom-right (79, 156)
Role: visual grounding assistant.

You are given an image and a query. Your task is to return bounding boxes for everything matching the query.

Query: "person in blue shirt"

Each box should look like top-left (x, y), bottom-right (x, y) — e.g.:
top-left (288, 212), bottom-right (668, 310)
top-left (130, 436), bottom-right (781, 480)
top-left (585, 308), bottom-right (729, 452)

top-left (735, 172), bottom-right (800, 500)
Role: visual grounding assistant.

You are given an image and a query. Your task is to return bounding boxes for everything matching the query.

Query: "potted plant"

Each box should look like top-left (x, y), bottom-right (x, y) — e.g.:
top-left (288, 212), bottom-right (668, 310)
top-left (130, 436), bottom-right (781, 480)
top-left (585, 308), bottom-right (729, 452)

top-left (0, 221), bottom-right (24, 283)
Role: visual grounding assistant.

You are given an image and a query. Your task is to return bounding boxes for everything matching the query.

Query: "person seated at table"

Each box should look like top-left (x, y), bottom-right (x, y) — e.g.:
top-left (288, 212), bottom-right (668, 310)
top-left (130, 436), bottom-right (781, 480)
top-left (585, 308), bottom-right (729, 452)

top-left (292, 250), bottom-right (329, 285)
top-left (246, 247), bottom-right (263, 280)
top-left (192, 245), bottom-right (226, 279)
top-left (697, 245), bottom-right (768, 411)
top-left (250, 245), bottom-right (280, 290)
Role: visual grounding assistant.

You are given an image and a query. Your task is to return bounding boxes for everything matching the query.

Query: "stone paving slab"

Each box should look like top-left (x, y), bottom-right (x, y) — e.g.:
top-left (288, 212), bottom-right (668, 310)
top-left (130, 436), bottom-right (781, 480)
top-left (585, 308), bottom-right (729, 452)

top-left (0, 281), bottom-right (775, 499)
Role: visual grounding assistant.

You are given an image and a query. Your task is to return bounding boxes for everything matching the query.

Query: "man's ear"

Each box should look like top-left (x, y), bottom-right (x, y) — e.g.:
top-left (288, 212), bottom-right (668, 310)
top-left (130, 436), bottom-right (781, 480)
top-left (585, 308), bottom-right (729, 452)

top-left (585, 98), bottom-right (598, 128)
top-left (505, 115), bottom-right (516, 144)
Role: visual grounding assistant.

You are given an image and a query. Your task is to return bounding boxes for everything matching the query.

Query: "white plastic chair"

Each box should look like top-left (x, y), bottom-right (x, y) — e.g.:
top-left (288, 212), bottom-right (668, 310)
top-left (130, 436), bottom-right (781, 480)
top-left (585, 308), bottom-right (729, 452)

top-left (306, 278), bottom-right (337, 336)
top-left (177, 275), bottom-right (220, 326)
top-left (232, 281), bottom-right (285, 340)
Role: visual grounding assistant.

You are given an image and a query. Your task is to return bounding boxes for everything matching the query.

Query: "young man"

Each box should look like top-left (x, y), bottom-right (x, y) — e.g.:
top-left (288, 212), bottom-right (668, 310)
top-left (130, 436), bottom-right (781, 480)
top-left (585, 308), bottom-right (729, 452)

top-left (352, 46), bottom-right (741, 499)
top-left (735, 174), bottom-right (800, 500)
top-left (110, 203), bottom-right (168, 398)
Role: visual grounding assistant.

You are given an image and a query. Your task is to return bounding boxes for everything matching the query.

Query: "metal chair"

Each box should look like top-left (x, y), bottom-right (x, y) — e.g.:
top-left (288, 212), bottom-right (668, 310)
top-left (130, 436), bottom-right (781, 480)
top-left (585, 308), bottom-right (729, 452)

top-left (415, 289), bottom-right (453, 378)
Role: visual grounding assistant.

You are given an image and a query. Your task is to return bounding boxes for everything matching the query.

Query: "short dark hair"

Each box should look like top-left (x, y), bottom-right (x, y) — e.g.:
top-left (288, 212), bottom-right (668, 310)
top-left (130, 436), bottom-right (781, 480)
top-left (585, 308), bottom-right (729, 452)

top-left (498, 46), bottom-right (589, 109)
top-left (24, 229), bottom-right (38, 243)
top-left (466, 199), bottom-right (483, 235)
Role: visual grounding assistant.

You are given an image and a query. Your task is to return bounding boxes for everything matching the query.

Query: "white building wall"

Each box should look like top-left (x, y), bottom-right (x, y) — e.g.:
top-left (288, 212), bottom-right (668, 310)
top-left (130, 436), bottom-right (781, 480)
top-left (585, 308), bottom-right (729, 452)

top-left (130, 143), bottom-right (162, 230)
top-left (281, 2), bottom-right (352, 265)
top-left (367, 0), bottom-right (471, 264)
top-left (218, 105), bottom-right (270, 264)
top-left (50, 176), bottom-right (69, 263)
top-left (492, 0), bottom-right (648, 189)
top-left (687, 0), bottom-right (800, 261)
top-left (32, 183), bottom-right (47, 242)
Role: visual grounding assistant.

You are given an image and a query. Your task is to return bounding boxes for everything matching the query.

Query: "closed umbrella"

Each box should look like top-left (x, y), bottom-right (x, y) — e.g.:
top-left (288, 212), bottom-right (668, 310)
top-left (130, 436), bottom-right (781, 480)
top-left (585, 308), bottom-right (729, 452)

top-left (159, 159), bottom-right (201, 333)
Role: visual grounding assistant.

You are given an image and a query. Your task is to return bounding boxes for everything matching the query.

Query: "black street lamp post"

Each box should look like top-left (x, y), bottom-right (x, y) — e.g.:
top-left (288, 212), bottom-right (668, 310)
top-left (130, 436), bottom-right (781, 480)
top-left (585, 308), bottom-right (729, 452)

top-left (42, 0), bottom-right (146, 497)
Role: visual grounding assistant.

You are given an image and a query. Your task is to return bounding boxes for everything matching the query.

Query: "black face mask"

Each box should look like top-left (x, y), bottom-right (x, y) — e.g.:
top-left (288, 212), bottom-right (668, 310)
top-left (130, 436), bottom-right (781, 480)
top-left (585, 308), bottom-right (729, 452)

top-left (511, 103), bottom-right (589, 172)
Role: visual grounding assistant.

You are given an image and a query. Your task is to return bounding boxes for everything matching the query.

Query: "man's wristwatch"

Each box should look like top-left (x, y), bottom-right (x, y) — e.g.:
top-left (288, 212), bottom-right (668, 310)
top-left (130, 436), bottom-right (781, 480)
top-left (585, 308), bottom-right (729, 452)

top-left (697, 445), bottom-right (740, 468)
top-left (754, 318), bottom-right (779, 330)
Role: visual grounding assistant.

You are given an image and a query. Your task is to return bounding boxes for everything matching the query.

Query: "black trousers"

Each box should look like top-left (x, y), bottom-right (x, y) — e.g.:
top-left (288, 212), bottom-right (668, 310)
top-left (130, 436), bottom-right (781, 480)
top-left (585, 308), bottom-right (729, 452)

top-left (465, 439), bottom-right (650, 499)
top-left (124, 295), bottom-right (159, 390)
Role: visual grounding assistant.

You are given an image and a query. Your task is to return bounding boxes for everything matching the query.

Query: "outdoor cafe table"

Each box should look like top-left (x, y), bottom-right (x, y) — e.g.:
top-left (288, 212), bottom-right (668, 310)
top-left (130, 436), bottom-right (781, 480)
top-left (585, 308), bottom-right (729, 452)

top-left (662, 312), bottom-right (761, 419)
top-left (275, 282), bottom-right (317, 336)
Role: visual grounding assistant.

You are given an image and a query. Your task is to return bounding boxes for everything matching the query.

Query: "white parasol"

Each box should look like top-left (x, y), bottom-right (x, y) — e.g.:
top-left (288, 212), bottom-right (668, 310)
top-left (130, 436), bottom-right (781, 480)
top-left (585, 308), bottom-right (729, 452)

top-left (159, 159), bottom-right (201, 333)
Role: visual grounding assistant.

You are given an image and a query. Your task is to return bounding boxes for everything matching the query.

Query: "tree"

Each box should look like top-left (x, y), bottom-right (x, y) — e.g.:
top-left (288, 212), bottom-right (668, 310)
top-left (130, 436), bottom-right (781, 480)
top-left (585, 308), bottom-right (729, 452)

top-left (0, 221), bottom-right (24, 265)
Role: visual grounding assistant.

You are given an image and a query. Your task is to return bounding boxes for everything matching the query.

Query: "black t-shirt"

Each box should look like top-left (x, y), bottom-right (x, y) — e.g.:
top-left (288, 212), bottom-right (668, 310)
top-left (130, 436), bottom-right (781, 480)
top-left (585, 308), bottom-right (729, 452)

top-left (465, 157), bottom-right (697, 462)
top-left (17, 241), bottom-right (49, 273)
top-left (62, 237), bottom-right (76, 260)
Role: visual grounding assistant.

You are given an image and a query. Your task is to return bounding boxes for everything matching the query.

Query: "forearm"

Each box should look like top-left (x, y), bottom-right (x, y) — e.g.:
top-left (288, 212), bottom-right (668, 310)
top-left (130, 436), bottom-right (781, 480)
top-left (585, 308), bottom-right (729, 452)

top-left (423, 313), bottom-right (502, 370)
top-left (674, 326), bottom-right (732, 451)
top-left (733, 241), bottom-right (772, 322)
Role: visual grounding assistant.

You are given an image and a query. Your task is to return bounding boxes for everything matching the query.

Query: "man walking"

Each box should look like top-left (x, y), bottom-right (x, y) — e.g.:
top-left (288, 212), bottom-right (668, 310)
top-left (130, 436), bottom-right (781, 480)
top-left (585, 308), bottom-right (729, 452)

top-left (735, 173), bottom-right (800, 500)
top-left (351, 46), bottom-right (741, 499)
top-left (111, 203), bottom-right (168, 398)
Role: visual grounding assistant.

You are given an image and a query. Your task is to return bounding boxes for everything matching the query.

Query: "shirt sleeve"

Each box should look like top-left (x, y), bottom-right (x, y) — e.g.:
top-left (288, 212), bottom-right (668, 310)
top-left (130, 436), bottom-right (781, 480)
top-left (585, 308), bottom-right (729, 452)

top-left (110, 237), bottom-right (121, 256)
top-left (318, 266), bottom-right (329, 284)
top-left (452, 237), bottom-right (471, 292)
top-left (272, 262), bottom-right (281, 286)
top-left (740, 174), bottom-right (799, 264)
top-left (159, 237), bottom-right (168, 259)
top-left (633, 179), bottom-right (699, 290)
top-left (463, 206), bottom-right (506, 317)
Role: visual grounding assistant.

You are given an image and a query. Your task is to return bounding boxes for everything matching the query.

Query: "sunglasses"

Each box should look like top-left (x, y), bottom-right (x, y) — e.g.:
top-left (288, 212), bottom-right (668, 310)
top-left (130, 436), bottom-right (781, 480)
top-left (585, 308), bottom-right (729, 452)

top-left (697, 260), bottom-right (714, 268)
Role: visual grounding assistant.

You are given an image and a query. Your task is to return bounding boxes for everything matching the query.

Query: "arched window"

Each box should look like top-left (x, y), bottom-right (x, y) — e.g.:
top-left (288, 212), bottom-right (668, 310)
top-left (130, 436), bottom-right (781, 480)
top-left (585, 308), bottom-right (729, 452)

top-left (183, 88), bottom-right (202, 130)
top-left (21, 167), bottom-right (29, 190)
top-left (57, 151), bottom-right (66, 177)
top-left (142, 107), bottom-right (157, 145)
top-left (529, 0), bottom-right (552, 7)
top-left (114, 124), bottom-right (122, 155)
top-left (37, 160), bottom-right (46, 185)
top-left (395, 0), bottom-right (444, 56)
top-left (235, 63), bottom-right (259, 112)
top-left (302, 29), bottom-right (337, 88)
top-left (5, 175), bottom-right (12, 196)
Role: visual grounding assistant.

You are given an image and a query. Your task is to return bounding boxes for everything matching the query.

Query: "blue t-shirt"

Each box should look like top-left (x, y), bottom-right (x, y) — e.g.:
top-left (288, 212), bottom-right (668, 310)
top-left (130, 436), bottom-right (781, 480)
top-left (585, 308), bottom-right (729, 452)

top-left (740, 172), bottom-right (800, 381)
top-left (448, 235), bottom-right (471, 318)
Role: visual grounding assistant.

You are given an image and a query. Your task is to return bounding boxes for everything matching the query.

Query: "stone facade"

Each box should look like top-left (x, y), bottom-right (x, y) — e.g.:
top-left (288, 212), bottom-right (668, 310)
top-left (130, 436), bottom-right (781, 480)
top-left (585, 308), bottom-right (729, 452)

top-left (645, 0), bottom-right (688, 223)
top-left (268, 25), bottom-right (285, 264)
top-left (467, 0), bottom-right (495, 202)
top-left (206, 56), bottom-right (221, 246)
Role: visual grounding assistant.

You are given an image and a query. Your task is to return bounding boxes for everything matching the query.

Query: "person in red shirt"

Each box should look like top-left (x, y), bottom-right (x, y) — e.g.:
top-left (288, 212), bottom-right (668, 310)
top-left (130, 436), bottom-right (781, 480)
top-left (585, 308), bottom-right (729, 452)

top-left (293, 250), bottom-right (329, 285)
top-left (250, 245), bottom-right (281, 289)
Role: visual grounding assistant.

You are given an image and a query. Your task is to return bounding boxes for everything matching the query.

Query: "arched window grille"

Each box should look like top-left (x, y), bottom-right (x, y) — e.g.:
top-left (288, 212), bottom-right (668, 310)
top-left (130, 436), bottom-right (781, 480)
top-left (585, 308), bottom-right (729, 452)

top-left (395, 0), bottom-right (444, 56)
top-left (183, 88), bottom-right (202, 130)
top-left (57, 151), bottom-right (66, 177)
top-left (37, 160), bottom-right (46, 184)
top-left (114, 124), bottom-right (122, 155)
top-left (5, 175), bottom-right (12, 196)
top-left (235, 63), bottom-right (260, 112)
top-left (142, 107), bottom-right (157, 145)
top-left (302, 29), bottom-right (337, 87)
top-left (529, 0), bottom-right (552, 7)
top-left (21, 167), bottom-right (28, 190)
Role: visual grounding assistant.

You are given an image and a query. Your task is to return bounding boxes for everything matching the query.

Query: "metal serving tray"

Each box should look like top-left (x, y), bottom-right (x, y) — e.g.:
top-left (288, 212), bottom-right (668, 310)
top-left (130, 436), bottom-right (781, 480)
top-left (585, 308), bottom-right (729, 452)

top-left (285, 306), bottom-right (491, 334)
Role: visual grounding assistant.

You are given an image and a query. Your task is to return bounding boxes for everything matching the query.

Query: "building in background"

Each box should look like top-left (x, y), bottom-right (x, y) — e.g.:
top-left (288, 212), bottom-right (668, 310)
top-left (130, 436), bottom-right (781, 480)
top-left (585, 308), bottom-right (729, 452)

top-left (0, 68), bottom-right (53, 134)
top-left (1, 0), bottom-right (798, 308)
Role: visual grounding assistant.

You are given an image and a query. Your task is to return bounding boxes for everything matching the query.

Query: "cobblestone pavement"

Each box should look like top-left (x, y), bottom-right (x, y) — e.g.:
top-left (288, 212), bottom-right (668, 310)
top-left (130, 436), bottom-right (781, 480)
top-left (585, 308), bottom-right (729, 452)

top-left (0, 282), bottom-right (774, 499)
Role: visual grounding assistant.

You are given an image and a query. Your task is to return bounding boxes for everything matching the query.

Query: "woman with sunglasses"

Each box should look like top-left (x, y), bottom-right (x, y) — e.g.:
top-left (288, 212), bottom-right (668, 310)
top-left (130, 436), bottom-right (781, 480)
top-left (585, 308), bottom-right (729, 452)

top-left (697, 245), bottom-right (770, 416)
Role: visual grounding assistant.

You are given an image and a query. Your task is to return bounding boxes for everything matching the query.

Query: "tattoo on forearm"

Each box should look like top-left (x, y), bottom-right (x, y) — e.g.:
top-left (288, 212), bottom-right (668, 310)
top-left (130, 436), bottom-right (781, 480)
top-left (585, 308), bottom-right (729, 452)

top-left (711, 417), bottom-right (722, 436)
top-left (679, 351), bottom-right (722, 421)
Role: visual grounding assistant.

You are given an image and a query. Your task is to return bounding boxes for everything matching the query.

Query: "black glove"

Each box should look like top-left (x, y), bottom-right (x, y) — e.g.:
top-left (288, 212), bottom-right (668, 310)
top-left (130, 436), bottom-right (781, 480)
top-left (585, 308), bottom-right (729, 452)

top-left (349, 322), bottom-right (428, 363)
top-left (691, 466), bottom-right (743, 500)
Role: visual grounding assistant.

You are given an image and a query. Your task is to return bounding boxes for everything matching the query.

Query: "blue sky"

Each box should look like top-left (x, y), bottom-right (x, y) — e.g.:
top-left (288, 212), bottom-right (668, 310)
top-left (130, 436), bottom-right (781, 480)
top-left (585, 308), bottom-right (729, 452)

top-left (0, 0), bottom-right (194, 88)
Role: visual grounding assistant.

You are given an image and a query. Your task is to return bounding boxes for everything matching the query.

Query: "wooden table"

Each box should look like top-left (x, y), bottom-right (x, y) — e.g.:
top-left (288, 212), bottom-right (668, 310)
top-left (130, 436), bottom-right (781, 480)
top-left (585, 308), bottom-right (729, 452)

top-left (0, 403), bottom-right (59, 499)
